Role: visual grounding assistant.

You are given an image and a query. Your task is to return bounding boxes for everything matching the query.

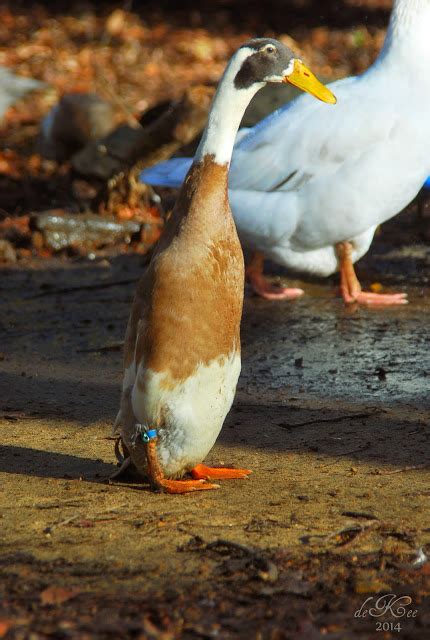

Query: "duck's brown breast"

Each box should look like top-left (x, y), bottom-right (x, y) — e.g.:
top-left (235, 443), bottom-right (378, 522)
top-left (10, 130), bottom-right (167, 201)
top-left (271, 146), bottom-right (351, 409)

top-left (124, 155), bottom-right (244, 388)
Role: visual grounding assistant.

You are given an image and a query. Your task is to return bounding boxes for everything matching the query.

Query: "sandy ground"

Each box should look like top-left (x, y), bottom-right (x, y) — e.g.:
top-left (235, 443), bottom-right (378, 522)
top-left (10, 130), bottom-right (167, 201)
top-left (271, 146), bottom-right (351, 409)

top-left (1, 209), bottom-right (430, 638)
top-left (0, 2), bottom-right (428, 638)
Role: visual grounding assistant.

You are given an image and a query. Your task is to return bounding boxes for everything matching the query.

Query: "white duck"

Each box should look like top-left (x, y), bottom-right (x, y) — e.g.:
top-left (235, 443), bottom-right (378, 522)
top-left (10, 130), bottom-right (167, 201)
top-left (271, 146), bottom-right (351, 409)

top-left (141, 0), bottom-right (430, 305)
top-left (114, 39), bottom-right (335, 493)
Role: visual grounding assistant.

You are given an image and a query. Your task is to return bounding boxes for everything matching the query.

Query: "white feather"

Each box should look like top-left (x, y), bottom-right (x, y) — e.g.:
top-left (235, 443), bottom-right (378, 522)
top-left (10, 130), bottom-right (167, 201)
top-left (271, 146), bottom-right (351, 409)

top-left (130, 353), bottom-right (241, 477)
top-left (195, 47), bottom-right (265, 165)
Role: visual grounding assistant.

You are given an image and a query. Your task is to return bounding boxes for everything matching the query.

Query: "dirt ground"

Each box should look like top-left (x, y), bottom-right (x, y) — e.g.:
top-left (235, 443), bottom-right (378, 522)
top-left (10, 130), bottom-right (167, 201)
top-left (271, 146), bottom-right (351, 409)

top-left (0, 1), bottom-right (429, 638)
top-left (1, 206), bottom-right (429, 639)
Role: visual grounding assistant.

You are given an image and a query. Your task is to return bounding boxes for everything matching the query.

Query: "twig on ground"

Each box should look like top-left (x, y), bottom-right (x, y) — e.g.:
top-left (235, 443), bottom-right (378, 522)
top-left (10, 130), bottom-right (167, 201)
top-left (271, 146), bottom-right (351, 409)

top-left (206, 539), bottom-right (278, 582)
top-left (76, 342), bottom-right (123, 353)
top-left (276, 411), bottom-right (381, 430)
top-left (326, 521), bottom-right (378, 547)
top-left (29, 278), bottom-right (138, 298)
top-left (341, 511), bottom-right (379, 521)
top-left (35, 500), bottom-right (84, 510)
top-left (375, 463), bottom-right (429, 475)
top-left (322, 444), bottom-right (370, 467)
top-left (43, 515), bottom-right (79, 534)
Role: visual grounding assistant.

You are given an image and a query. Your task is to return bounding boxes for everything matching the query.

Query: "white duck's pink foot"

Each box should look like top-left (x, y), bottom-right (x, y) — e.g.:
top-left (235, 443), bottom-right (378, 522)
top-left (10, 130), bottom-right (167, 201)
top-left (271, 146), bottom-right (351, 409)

top-left (191, 463), bottom-right (252, 480)
top-left (336, 241), bottom-right (408, 306)
top-left (251, 279), bottom-right (305, 301)
top-left (354, 291), bottom-right (408, 306)
top-left (246, 251), bottom-right (304, 300)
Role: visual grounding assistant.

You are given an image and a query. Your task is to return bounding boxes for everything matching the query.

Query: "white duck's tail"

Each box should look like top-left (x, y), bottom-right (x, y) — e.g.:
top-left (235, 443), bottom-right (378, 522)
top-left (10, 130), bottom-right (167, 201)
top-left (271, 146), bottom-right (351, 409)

top-left (140, 157), bottom-right (192, 189)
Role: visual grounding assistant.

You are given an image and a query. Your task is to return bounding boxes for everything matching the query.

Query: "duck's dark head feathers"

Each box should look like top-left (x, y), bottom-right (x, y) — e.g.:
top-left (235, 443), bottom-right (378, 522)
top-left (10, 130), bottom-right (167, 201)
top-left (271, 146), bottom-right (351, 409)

top-left (234, 38), bottom-right (295, 89)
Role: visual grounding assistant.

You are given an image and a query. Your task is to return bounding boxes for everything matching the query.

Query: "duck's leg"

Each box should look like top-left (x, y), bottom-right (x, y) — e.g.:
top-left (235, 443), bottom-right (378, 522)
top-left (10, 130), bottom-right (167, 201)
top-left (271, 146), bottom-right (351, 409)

top-left (336, 241), bottom-right (407, 306)
top-left (145, 437), bottom-right (219, 493)
top-left (110, 437), bottom-right (132, 480)
top-left (246, 251), bottom-right (304, 301)
top-left (191, 463), bottom-right (252, 480)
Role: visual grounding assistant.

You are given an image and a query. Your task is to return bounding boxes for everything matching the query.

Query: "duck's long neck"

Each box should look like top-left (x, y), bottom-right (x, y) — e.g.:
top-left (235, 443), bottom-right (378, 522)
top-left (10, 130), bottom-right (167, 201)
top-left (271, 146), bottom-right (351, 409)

top-left (194, 49), bottom-right (263, 167)
top-left (378, 0), bottom-right (430, 68)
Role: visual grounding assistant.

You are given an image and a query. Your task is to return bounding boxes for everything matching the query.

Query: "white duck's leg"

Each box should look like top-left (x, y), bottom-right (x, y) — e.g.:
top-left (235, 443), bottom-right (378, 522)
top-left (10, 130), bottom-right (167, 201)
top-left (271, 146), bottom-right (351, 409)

top-left (246, 251), bottom-right (304, 301)
top-left (336, 241), bottom-right (408, 306)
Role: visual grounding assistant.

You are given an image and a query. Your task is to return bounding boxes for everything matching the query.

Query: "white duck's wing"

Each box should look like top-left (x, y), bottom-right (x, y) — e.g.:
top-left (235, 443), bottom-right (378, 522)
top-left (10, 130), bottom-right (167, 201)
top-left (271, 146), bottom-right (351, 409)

top-left (230, 75), bottom-right (382, 191)
top-left (230, 188), bottom-right (301, 253)
top-left (292, 115), bottom-right (429, 249)
top-left (230, 72), bottom-right (429, 251)
top-left (228, 76), bottom-right (371, 247)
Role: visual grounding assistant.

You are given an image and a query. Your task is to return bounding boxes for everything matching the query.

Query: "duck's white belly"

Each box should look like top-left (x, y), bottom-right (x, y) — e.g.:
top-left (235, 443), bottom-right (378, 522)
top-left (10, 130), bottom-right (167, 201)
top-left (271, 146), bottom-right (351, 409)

top-left (131, 351), bottom-right (241, 477)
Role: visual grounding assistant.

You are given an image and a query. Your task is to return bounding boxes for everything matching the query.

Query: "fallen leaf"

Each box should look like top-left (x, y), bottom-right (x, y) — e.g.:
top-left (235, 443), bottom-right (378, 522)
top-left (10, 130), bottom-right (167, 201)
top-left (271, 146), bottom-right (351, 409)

top-left (40, 586), bottom-right (80, 606)
top-left (419, 564), bottom-right (430, 575)
top-left (76, 519), bottom-right (95, 528)
top-left (105, 9), bottom-right (127, 37)
top-left (355, 579), bottom-right (390, 594)
top-left (0, 619), bottom-right (12, 638)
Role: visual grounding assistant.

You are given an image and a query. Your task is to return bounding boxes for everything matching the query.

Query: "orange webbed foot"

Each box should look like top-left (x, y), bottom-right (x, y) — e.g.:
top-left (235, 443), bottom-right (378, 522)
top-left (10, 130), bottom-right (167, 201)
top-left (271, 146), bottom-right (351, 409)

top-left (157, 478), bottom-right (220, 494)
top-left (143, 433), bottom-right (219, 494)
top-left (191, 464), bottom-right (252, 481)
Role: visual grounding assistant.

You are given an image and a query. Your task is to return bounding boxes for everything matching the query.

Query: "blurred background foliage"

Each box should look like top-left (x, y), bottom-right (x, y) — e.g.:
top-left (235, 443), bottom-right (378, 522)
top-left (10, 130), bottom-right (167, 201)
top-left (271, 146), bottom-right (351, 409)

top-left (0, 1), bottom-right (396, 260)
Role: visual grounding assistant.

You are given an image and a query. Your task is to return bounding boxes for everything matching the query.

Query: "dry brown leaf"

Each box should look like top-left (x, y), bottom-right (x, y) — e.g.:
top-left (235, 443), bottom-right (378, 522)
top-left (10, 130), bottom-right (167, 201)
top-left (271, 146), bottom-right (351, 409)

top-left (105, 9), bottom-right (128, 37)
top-left (0, 619), bottom-right (12, 638)
top-left (40, 586), bottom-right (80, 606)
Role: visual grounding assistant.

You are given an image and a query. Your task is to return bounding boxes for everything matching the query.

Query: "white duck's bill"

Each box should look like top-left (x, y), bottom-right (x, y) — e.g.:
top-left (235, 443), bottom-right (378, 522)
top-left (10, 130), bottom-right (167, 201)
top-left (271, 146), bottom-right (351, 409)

top-left (284, 59), bottom-right (337, 104)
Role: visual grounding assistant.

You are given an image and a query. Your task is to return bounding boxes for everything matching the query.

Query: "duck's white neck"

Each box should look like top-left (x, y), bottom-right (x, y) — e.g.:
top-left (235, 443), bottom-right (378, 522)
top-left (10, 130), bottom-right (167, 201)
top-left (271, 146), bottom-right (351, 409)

top-left (195, 47), bottom-right (264, 166)
top-left (379, 0), bottom-right (430, 65)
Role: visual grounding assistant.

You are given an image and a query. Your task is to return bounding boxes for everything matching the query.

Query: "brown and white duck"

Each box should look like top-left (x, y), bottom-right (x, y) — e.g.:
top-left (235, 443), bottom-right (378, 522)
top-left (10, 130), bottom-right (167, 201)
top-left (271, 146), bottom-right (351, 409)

top-left (142, 0), bottom-right (428, 306)
top-left (114, 38), bottom-right (336, 493)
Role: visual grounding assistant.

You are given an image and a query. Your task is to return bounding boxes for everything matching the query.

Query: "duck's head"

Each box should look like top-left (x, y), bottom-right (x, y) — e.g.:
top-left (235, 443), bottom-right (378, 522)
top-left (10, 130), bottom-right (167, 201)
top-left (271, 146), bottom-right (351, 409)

top-left (234, 38), bottom-right (336, 104)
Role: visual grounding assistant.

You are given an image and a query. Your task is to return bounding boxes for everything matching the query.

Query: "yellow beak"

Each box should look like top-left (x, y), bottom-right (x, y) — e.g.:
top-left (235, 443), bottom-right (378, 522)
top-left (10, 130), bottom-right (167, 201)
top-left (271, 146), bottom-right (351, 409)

top-left (284, 59), bottom-right (337, 105)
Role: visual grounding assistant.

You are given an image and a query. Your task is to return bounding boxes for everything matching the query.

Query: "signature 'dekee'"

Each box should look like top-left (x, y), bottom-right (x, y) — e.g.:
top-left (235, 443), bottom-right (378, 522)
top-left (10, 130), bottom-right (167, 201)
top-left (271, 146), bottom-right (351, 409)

top-left (354, 594), bottom-right (418, 619)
